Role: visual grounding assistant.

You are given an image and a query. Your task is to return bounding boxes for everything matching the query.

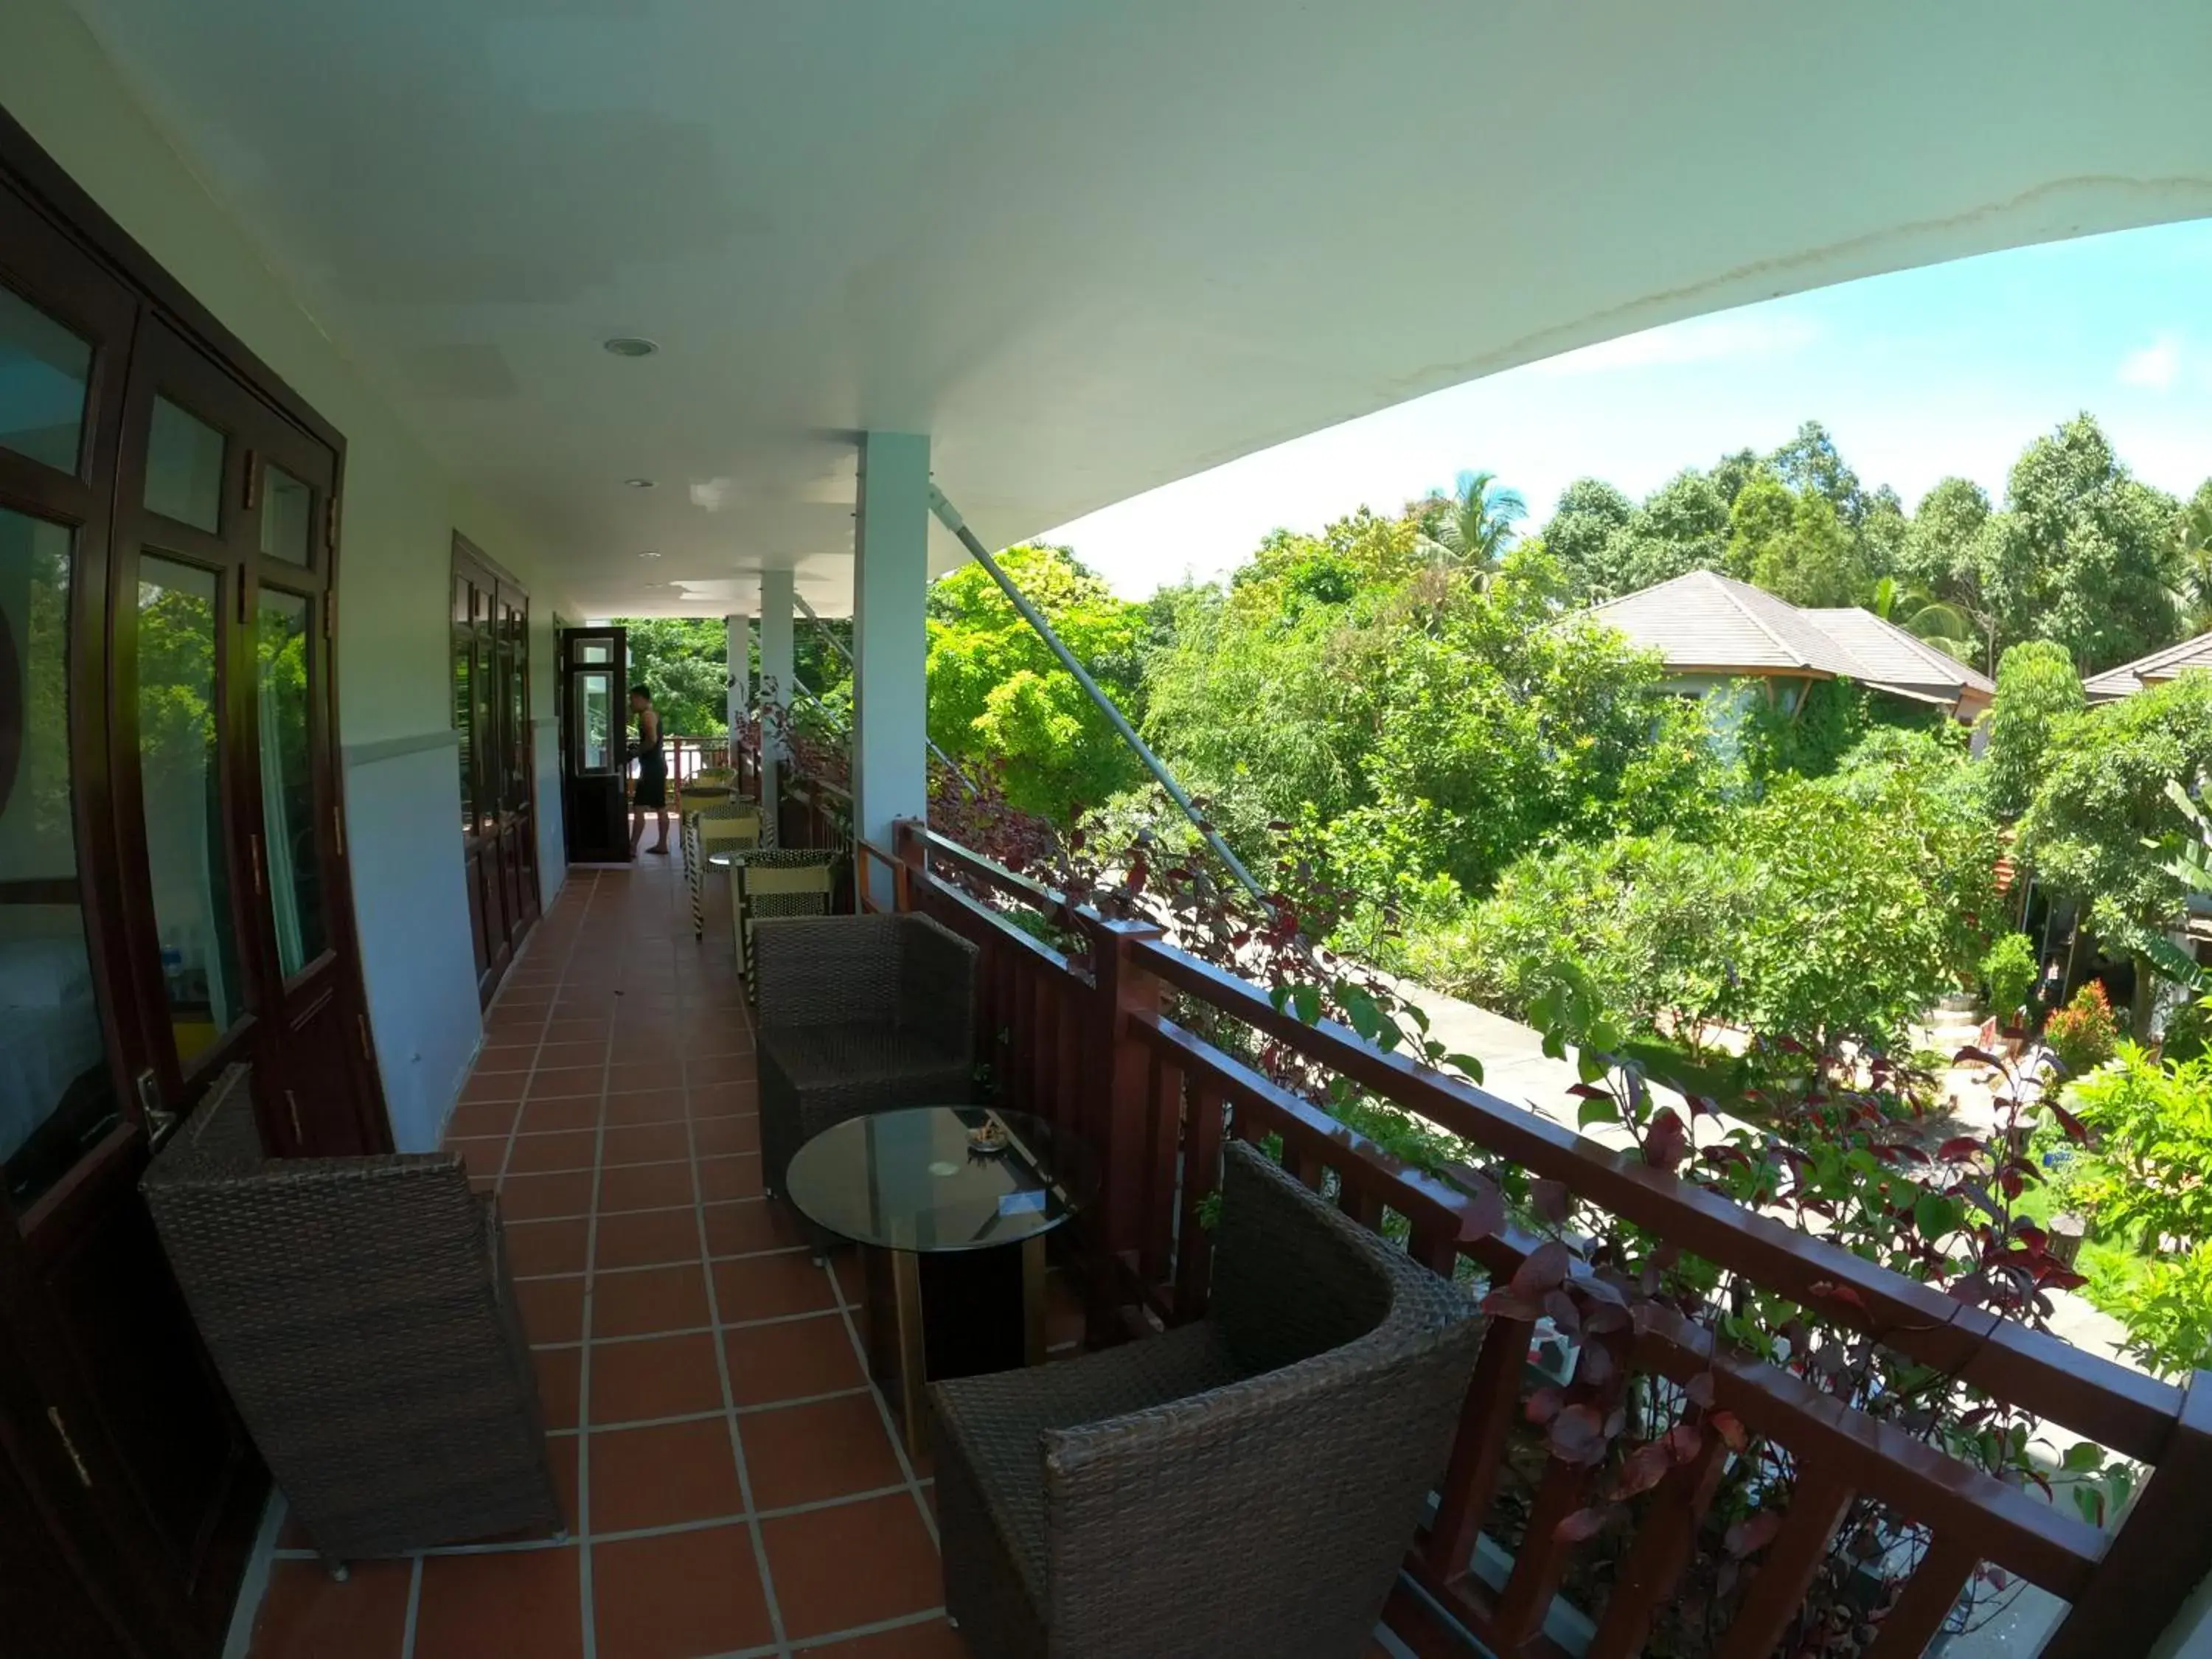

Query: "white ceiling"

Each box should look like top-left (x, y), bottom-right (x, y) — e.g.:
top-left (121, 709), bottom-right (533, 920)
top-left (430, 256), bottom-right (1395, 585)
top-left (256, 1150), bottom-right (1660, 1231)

top-left (68, 0), bottom-right (2212, 617)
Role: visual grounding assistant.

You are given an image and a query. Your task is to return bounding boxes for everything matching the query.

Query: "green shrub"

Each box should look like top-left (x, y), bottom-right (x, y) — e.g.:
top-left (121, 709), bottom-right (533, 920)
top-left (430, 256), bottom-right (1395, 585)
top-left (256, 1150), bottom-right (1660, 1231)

top-left (2102, 1243), bottom-right (2212, 1378)
top-left (2046, 982), bottom-right (2121, 1074)
top-left (1980, 933), bottom-right (2039, 1026)
top-left (2061, 1042), bottom-right (2212, 1247)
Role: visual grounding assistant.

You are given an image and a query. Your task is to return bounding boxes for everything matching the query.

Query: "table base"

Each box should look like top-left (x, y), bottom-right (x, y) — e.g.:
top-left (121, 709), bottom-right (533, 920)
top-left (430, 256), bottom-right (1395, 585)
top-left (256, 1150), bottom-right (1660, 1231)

top-left (860, 1234), bottom-right (1048, 1456)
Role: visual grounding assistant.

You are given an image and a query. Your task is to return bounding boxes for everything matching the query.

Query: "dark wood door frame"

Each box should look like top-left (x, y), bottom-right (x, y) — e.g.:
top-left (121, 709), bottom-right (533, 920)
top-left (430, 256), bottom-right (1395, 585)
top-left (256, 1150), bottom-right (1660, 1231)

top-left (454, 534), bottom-right (538, 1005)
top-left (558, 626), bottom-right (631, 865)
top-left (0, 98), bottom-right (392, 1658)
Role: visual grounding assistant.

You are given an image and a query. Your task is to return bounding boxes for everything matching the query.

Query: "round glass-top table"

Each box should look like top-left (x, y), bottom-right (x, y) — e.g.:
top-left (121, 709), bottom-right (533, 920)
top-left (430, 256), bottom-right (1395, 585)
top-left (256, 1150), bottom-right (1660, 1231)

top-left (783, 1107), bottom-right (1095, 1450)
top-left (784, 1106), bottom-right (1095, 1252)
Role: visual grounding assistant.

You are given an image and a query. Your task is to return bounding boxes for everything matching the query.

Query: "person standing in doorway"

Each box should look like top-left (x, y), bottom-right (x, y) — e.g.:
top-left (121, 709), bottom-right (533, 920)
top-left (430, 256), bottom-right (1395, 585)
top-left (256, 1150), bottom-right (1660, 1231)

top-left (629, 684), bottom-right (669, 855)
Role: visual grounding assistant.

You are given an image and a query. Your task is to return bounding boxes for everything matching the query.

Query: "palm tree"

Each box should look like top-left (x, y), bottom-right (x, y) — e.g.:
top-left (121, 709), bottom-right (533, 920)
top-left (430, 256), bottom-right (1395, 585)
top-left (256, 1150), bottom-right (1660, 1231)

top-left (2171, 501), bottom-right (2212, 635)
top-left (1416, 469), bottom-right (1526, 588)
top-left (1870, 575), bottom-right (1981, 665)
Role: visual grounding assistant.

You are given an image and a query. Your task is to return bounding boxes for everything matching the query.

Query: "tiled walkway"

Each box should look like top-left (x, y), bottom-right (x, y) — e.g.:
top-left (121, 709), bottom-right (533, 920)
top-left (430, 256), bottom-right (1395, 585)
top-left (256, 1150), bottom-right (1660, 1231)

top-left (246, 857), bottom-right (968, 1659)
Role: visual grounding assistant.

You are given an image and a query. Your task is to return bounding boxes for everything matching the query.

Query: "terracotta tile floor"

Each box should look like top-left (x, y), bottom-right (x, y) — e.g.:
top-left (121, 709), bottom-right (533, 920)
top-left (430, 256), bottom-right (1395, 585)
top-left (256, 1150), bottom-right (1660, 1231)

top-left (246, 858), bottom-right (966, 1659)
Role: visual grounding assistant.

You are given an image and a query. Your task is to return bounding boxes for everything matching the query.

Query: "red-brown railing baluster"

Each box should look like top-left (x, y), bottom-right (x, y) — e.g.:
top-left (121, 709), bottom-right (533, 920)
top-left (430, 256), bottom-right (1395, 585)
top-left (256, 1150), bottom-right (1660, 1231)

top-left (1711, 1466), bottom-right (1856, 1659)
top-left (1422, 1313), bottom-right (1536, 1587)
top-left (1337, 1178), bottom-right (1384, 1232)
top-left (1028, 967), bottom-right (1050, 1128)
top-left (1585, 1416), bottom-right (1730, 1659)
top-left (1491, 1453), bottom-right (1595, 1646)
top-left (1140, 1048), bottom-right (1183, 1295)
top-left (1085, 919), bottom-right (1164, 1262)
top-left (1861, 1532), bottom-right (1980, 1659)
top-left (1174, 1082), bottom-right (1225, 1321)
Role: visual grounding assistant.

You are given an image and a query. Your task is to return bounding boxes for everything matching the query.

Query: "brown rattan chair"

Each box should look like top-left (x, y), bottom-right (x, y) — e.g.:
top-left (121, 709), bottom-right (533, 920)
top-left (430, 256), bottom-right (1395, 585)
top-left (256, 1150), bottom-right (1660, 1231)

top-left (931, 1138), bottom-right (1484, 1659)
top-left (141, 1064), bottom-right (563, 1572)
top-left (755, 913), bottom-right (979, 1216)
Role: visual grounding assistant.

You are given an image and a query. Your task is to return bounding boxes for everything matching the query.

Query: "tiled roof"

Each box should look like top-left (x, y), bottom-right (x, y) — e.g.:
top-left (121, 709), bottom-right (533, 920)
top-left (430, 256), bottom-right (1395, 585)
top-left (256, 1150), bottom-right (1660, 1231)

top-left (2081, 630), bottom-right (2212, 703)
top-left (1803, 608), bottom-right (1995, 703)
top-left (1582, 569), bottom-right (1992, 709)
top-left (1585, 570), bottom-right (1861, 678)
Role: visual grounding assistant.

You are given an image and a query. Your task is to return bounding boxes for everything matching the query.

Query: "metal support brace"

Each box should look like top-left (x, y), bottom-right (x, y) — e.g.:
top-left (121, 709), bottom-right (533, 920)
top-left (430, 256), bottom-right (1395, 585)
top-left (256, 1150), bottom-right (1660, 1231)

top-left (926, 483), bottom-right (1268, 902)
top-left (792, 589), bottom-right (979, 798)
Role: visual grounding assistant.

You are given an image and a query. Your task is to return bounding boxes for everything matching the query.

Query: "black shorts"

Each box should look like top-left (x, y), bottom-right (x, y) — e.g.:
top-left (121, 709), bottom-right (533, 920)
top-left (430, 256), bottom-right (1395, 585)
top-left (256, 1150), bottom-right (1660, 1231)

top-left (633, 754), bottom-right (667, 810)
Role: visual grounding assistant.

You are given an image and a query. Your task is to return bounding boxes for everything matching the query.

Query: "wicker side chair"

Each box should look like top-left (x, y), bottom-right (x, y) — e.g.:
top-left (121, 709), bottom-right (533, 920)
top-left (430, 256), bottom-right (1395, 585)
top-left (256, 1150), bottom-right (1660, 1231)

top-left (729, 849), bottom-right (839, 984)
top-left (685, 802), bottom-right (762, 937)
top-left (755, 914), bottom-right (979, 1211)
top-left (142, 1065), bottom-right (563, 1571)
top-left (931, 1139), bottom-right (1484, 1659)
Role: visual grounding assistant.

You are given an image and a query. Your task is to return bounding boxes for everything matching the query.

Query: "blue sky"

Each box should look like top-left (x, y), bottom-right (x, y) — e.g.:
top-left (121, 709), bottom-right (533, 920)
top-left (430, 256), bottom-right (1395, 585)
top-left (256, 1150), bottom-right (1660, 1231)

top-left (1045, 219), bottom-right (2212, 599)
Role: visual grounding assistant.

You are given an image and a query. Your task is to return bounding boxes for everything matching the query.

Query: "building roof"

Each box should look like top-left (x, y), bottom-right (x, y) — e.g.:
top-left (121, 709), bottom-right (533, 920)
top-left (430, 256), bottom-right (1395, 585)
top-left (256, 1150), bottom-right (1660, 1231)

top-left (1585, 570), bottom-right (1863, 678)
top-left (2081, 631), bottom-right (2212, 703)
top-left (1803, 608), bottom-right (1997, 706)
top-left (1582, 569), bottom-right (1994, 712)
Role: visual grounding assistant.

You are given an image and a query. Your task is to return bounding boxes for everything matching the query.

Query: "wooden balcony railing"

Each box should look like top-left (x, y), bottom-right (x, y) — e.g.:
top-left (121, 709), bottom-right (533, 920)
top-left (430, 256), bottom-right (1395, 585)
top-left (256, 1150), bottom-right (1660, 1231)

top-left (872, 818), bottom-right (2212, 1659)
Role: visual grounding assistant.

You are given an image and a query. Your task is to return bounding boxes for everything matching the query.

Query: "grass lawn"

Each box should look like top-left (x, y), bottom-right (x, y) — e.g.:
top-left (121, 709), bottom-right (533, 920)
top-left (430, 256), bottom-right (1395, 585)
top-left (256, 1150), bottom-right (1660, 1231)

top-left (1621, 1033), bottom-right (1756, 1116)
top-left (2011, 1176), bottom-right (2154, 1313)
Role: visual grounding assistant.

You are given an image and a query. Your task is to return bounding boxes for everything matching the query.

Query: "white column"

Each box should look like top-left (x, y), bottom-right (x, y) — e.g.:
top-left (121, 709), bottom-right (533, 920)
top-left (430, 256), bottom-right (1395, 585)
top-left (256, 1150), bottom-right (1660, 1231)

top-left (853, 432), bottom-right (932, 904)
top-left (723, 613), bottom-right (742, 739)
top-left (758, 569), bottom-right (796, 821)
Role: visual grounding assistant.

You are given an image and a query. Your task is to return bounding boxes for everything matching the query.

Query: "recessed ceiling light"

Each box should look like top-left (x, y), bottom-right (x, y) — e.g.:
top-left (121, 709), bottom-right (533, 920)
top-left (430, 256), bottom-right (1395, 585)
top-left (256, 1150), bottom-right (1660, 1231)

top-left (639, 549), bottom-right (661, 559)
top-left (625, 477), bottom-right (656, 490)
top-left (602, 336), bottom-right (659, 358)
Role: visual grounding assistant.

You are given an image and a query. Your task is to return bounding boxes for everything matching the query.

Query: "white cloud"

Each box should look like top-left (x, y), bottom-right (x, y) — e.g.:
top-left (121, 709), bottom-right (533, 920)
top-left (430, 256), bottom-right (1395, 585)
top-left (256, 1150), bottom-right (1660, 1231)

top-left (1527, 312), bottom-right (1822, 378)
top-left (2119, 334), bottom-right (2182, 390)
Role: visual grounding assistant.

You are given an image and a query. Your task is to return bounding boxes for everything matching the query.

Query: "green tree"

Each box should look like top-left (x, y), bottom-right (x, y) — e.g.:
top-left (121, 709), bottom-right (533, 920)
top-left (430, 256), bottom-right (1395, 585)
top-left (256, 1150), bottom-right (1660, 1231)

top-left (1981, 641), bottom-right (2085, 819)
top-left (1723, 471), bottom-right (1794, 580)
top-left (1747, 490), bottom-right (1868, 608)
top-left (1719, 768), bottom-right (1995, 1052)
top-left (1980, 414), bottom-right (2180, 673)
top-left (1413, 469), bottom-right (1526, 588)
top-left (1609, 468), bottom-right (1731, 593)
top-left (1899, 476), bottom-right (1997, 669)
top-left (1870, 575), bottom-right (1980, 664)
top-left (1767, 419), bottom-right (1867, 527)
top-left (927, 544), bottom-right (1145, 821)
top-left (619, 616), bottom-right (730, 736)
top-left (1534, 478), bottom-right (1634, 600)
top-left (2171, 480), bottom-right (2212, 636)
top-left (1708, 447), bottom-right (1765, 507)
top-left (1859, 484), bottom-right (1909, 579)
top-left (2020, 673), bottom-right (2212, 1026)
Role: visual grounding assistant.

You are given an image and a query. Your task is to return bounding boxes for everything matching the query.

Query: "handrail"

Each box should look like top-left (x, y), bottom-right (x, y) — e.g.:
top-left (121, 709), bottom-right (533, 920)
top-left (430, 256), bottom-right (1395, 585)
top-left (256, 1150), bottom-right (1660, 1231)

top-left (915, 826), bottom-right (1077, 925)
top-left (1127, 931), bottom-right (2180, 1460)
top-left (884, 818), bottom-right (2212, 1658)
top-left (1133, 1004), bottom-right (2106, 1597)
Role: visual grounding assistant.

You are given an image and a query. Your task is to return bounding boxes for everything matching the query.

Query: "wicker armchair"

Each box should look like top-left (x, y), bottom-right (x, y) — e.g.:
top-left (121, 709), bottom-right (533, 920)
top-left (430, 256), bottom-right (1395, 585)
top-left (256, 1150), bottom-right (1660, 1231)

top-left (931, 1139), bottom-right (1484, 1659)
top-left (142, 1065), bottom-right (563, 1570)
top-left (755, 914), bottom-right (979, 1211)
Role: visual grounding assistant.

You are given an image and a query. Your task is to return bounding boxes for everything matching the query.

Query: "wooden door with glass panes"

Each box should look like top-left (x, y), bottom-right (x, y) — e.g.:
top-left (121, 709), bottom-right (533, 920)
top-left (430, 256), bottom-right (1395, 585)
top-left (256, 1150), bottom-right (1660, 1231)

top-left (110, 316), bottom-right (381, 1162)
top-left (0, 173), bottom-right (256, 1659)
top-left (454, 535), bottom-right (537, 1004)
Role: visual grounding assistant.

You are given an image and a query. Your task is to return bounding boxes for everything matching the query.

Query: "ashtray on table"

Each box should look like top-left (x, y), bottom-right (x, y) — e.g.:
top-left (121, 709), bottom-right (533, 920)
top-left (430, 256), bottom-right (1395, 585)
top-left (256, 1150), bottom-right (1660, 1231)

top-left (967, 1121), bottom-right (1012, 1155)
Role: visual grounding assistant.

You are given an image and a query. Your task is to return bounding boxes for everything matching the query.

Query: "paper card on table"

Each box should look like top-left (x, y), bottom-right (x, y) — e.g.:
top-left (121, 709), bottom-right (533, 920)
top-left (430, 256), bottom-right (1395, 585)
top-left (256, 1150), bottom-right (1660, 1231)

top-left (998, 1190), bottom-right (1047, 1216)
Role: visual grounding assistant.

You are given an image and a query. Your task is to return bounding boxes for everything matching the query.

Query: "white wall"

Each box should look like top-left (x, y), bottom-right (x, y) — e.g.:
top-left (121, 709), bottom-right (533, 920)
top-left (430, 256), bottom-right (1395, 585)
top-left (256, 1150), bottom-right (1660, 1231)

top-left (0, 0), bottom-right (577, 1146)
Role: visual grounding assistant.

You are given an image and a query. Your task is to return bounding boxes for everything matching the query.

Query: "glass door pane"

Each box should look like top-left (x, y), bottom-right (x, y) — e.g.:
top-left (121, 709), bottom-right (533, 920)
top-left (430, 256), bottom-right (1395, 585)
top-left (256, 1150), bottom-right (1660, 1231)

top-left (0, 285), bottom-right (92, 475)
top-left (453, 578), bottom-right (475, 835)
top-left (577, 669), bottom-right (613, 771)
top-left (254, 591), bottom-right (327, 978)
top-left (136, 556), bottom-right (240, 1067)
top-left (259, 464), bottom-right (313, 566)
top-left (0, 507), bottom-right (119, 1208)
top-left (142, 396), bottom-right (225, 533)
